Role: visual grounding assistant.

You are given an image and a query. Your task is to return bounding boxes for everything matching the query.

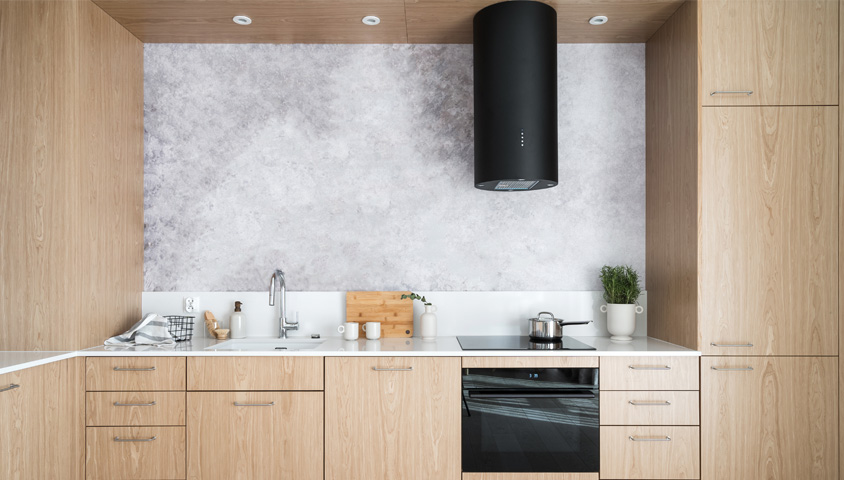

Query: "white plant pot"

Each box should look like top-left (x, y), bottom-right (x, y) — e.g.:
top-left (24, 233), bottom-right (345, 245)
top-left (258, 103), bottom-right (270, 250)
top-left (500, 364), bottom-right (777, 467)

top-left (419, 305), bottom-right (438, 340)
top-left (601, 303), bottom-right (643, 342)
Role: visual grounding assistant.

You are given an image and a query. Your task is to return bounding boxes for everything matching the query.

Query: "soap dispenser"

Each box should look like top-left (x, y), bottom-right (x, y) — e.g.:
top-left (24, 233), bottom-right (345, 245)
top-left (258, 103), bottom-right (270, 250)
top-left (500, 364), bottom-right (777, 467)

top-left (230, 301), bottom-right (246, 339)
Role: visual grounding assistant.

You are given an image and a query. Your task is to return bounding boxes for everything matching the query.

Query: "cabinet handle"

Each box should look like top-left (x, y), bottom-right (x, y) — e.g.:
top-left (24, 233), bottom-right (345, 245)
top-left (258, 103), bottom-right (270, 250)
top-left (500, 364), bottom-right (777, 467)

top-left (113, 366), bottom-right (156, 371)
top-left (372, 367), bottom-right (413, 371)
top-left (233, 401), bottom-right (275, 407)
top-left (628, 365), bottom-right (670, 370)
top-left (709, 90), bottom-right (753, 96)
top-left (710, 366), bottom-right (754, 371)
top-left (114, 401), bottom-right (157, 407)
top-left (629, 400), bottom-right (671, 406)
top-left (629, 435), bottom-right (672, 442)
top-left (710, 342), bottom-right (753, 348)
top-left (0, 384), bottom-right (20, 393)
top-left (114, 436), bottom-right (157, 442)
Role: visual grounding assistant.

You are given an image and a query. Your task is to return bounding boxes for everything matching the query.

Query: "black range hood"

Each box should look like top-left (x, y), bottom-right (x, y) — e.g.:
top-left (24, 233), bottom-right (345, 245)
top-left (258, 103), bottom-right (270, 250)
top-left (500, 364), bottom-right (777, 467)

top-left (473, 1), bottom-right (558, 192)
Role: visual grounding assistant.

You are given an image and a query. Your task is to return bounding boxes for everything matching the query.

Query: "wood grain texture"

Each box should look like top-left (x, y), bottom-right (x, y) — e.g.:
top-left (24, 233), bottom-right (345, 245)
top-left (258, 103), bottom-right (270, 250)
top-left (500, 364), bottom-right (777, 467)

top-left (346, 291), bottom-right (413, 338)
top-left (85, 426), bottom-right (185, 480)
top-left (462, 356), bottom-right (598, 369)
top-left (698, 107), bottom-right (838, 355)
top-left (0, 359), bottom-right (84, 480)
top-left (700, 0), bottom-right (838, 106)
top-left (600, 426), bottom-right (700, 479)
top-left (187, 391), bottom-right (322, 480)
top-left (701, 356), bottom-right (838, 480)
top-left (0, 0), bottom-right (142, 351)
top-left (86, 357), bottom-right (187, 391)
top-left (600, 390), bottom-right (699, 426)
top-left (325, 357), bottom-right (461, 480)
top-left (86, 391), bottom-right (186, 426)
top-left (644, 0), bottom-right (699, 350)
top-left (462, 474), bottom-right (598, 480)
top-left (187, 356), bottom-right (323, 391)
top-left (600, 356), bottom-right (699, 391)
top-left (91, 0), bottom-right (409, 43)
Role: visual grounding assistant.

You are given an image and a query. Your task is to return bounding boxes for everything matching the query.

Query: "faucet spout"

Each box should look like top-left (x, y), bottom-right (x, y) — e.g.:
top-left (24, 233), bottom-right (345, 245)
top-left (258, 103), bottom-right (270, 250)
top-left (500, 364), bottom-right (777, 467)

top-left (269, 269), bottom-right (298, 338)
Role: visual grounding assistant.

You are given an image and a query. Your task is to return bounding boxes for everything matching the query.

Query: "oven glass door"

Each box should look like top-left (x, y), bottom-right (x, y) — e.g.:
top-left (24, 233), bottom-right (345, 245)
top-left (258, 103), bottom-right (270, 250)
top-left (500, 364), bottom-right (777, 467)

top-left (462, 367), bottom-right (600, 473)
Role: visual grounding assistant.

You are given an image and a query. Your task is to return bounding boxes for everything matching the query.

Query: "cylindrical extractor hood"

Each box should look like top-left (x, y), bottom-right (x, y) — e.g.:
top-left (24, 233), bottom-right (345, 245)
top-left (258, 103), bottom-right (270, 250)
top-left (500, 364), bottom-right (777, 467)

top-left (473, 1), bottom-right (558, 192)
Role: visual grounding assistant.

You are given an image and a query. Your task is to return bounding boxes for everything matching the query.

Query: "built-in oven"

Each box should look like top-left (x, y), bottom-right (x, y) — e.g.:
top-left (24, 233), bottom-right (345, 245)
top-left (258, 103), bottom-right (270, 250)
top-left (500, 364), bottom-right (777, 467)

top-left (461, 366), bottom-right (599, 474)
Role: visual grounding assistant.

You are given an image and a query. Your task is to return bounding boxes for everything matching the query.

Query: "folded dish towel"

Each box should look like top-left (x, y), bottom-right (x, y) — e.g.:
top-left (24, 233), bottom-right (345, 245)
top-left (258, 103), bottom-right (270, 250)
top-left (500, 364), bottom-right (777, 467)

top-left (105, 313), bottom-right (176, 347)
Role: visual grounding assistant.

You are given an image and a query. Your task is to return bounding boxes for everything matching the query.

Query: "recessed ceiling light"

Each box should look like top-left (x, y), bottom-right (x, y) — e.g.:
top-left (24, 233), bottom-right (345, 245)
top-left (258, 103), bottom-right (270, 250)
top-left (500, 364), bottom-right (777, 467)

top-left (362, 16), bottom-right (381, 26)
top-left (233, 15), bottom-right (252, 26)
top-left (589, 15), bottom-right (608, 25)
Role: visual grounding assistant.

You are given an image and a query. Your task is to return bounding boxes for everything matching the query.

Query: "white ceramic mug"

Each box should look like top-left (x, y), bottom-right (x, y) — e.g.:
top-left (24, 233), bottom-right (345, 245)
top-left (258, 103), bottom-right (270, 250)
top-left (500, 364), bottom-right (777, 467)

top-left (362, 322), bottom-right (381, 340)
top-left (337, 322), bottom-right (359, 341)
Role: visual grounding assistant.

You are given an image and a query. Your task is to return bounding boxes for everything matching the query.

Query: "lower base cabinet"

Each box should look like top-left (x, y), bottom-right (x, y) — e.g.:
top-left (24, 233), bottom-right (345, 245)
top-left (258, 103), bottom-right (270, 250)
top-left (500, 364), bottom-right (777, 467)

top-left (85, 426), bottom-right (185, 479)
top-left (187, 391), bottom-right (323, 480)
top-left (701, 356), bottom-right (838, 480)
top-left (600, 426), bottom-right (700, 479)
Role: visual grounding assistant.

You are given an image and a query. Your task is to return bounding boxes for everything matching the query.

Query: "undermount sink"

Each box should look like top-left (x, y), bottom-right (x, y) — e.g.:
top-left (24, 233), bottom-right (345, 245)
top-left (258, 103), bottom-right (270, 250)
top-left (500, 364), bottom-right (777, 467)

top-left (206, 338), bottom-right (324, 351)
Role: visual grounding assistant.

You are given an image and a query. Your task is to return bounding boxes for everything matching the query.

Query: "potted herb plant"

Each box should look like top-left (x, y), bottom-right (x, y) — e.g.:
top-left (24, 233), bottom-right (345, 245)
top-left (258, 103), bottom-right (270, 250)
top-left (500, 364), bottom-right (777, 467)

top-left (401, 292), bottom-right (437, 340)
top-left (599, 265), bottom-right (643, 341)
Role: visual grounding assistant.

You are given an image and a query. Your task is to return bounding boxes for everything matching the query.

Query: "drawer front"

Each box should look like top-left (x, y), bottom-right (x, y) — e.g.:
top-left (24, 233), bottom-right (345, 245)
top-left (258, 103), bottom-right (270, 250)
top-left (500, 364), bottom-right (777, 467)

top-left (600, 391), bottom-right (699, 426)
top-left (86, 391), bottom-right (185, 426)
top-left (600, 426), bottom-right (700, 479)
top-left (86, 357), bottom-right (186, 391)
top-left (85, 426), bottom-right (185, 479)
top-left (600, 356), bottom-right (699, 390)
top-left (188, 356), bottom-right (323, 391)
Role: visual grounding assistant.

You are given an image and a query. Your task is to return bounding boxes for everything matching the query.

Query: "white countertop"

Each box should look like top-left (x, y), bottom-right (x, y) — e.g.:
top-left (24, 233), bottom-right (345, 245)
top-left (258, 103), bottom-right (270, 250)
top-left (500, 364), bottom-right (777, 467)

top-left (0, 336), bottom-right (699, 375)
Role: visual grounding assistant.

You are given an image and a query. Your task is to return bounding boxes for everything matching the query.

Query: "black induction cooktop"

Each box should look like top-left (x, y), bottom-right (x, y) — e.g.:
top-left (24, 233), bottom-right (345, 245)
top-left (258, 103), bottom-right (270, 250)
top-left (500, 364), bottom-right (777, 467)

top-left (457, 335), bottom-right (595, 351)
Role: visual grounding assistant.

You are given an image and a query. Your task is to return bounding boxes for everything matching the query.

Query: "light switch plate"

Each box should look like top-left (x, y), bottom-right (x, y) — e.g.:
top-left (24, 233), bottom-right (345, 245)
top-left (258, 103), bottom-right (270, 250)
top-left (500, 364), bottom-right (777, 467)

top-left (184, 297), bottom-right (200, 313)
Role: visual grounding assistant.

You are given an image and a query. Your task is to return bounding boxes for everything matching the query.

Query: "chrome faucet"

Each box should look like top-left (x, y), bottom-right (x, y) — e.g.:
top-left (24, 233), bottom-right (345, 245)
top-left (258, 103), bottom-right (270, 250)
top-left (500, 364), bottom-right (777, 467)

top-left (269, 269), bottom-right (298, 338)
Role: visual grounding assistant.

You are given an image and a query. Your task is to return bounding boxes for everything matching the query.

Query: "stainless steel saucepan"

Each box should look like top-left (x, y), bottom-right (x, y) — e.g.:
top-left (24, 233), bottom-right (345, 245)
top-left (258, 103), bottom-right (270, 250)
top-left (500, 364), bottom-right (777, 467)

top-left (527, 311), bottom-right (592, 340)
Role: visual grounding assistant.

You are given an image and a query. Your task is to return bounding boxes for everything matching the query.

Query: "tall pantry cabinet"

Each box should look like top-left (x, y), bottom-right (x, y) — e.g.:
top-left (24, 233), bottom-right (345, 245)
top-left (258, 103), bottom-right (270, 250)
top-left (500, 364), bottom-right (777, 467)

top-left (646, 1), bottom-right (840, 479)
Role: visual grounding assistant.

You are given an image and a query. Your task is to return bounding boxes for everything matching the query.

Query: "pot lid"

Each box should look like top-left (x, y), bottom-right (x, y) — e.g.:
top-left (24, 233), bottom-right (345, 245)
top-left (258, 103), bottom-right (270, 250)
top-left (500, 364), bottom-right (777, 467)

top-left (529, 311), bottom-right (563, 322)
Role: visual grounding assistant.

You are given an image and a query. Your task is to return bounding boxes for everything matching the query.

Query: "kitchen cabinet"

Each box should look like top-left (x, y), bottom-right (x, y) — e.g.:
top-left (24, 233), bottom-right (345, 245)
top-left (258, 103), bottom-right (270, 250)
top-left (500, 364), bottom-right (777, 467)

top-left (700, 0), bottom-right (838, 106)
top-left (325, 356), bottom-right (461, 480)
top-left (187, 356), bottom-right (323, 391)
top-left (187, 391), bottom-right (322, 480)
top-left (0, 359), bottom-right (84, 479)
top-left (86, 426), bottom-right (185, 480)
top-left (701, 356), bottom-right (838, 480)
top-left (600, 426), bottom-right (700, 479)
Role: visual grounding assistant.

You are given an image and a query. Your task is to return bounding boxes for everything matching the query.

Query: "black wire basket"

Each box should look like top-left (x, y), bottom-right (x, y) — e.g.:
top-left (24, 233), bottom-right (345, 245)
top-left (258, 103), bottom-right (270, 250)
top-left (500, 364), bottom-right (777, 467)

top-left (164, 315), bottom-right (195, 342)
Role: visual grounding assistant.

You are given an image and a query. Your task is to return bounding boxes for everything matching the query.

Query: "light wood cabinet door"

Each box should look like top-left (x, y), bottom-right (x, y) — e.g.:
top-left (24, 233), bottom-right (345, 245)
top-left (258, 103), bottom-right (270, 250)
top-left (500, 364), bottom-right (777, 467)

top-left (700, 0), bottom-right (838, 106)
top-left (701, 357), bottom-right (838, 480)
top-left (325, 357), bottom-right (461, 480)
top-left (86, 426), bottom-right (185, 480)
top-left (600, 426), bottom-right (700, 479)
top-left (187, 391), bottom-right (322, 480)
top-left (699, 107), bottom-right (838, 355)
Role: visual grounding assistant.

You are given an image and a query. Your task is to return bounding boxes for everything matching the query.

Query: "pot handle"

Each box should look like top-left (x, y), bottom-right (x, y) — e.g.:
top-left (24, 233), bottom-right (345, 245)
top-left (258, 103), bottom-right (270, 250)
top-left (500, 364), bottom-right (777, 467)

top-left (557, 320), bottom-right (593, 327)
top-left (600, 305), bottom-right (608, 313)
top-left (537, 311), bottom-right (555, 319)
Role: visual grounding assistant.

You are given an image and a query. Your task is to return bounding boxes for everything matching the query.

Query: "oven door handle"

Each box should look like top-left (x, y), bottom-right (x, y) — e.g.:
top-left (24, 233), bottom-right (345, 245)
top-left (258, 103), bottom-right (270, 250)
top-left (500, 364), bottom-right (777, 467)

top-left (467, 388), bottom-right (596, 399)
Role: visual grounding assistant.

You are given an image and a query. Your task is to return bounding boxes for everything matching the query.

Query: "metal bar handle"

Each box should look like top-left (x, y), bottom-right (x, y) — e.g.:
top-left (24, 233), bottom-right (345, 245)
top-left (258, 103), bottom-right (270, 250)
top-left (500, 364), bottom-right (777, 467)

top-left (710, 366), bottom-right (754, 371)
top-left (628, 365), bottom-right (671, 370)
top-left (372, 367), bottom-right (413, 371)
top-left (0, 384), bottom-right (20, 393)
top-left (709, 90), bottom-right (753, 96)
top-left (113, 366), bottom-right (156, 371)
top-left (114, 401), bottom-right (157, 407)
top-left (233, 401), bottom-right (275, 407)
top-left (710, 342), bottom-right (753, 348)
top-left (629, 435), bottom-right (672, 442)
top-left (629, 400), bottom-right (672, 406)
top-left (114, 436), bottom-right (157, 442)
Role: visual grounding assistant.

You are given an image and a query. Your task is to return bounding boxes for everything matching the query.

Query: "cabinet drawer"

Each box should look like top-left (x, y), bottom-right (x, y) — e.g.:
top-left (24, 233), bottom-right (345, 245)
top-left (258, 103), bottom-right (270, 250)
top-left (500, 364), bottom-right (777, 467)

top-left (600, 356), bottom-right (699, 390)
top-left (187, 356), bottom-right (323, 391)
top-left (600, 426), bottom-right (700, 479)
top-left (86, 357), bottom-right (186, 391)
top-left (85, 426), bottom-right (185, 479)
top-left (86, 391), bottom-right (185, 426)
top-left (600, 391), bottom-right (699, 425)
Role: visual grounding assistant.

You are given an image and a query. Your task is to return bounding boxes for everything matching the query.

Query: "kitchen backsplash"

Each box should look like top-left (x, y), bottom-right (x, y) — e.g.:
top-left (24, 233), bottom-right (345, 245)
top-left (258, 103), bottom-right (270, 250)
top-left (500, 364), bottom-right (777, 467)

top-left (144, 43), bottom-right (645, 292)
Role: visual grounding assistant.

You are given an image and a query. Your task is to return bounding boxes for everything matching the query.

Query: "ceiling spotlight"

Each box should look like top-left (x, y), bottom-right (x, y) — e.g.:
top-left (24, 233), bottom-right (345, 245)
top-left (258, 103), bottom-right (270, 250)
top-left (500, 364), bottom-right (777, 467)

top-left (233, 15), bottom-right (252, 25)
top-left (362, 15), bottom-right (381, 26)
top-left (589, 15), bottom-right (608, 25)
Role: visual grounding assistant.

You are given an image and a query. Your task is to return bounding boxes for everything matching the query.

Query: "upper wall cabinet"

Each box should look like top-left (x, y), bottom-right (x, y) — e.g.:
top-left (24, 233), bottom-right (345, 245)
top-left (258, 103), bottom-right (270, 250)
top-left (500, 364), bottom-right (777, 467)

top-left (700, 0), bottom-right (838, 106)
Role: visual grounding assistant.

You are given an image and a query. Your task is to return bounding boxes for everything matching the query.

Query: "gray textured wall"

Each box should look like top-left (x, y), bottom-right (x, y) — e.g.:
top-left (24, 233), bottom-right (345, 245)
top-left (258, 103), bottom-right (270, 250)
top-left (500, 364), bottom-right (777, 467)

top-left (144, 44), bottom-right (645, 292)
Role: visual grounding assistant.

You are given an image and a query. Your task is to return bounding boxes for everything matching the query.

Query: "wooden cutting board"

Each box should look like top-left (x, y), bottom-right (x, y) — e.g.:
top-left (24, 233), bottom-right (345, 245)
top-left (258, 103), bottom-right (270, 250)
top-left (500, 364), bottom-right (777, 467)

top-left (346, 291), bottom-right (413, 338)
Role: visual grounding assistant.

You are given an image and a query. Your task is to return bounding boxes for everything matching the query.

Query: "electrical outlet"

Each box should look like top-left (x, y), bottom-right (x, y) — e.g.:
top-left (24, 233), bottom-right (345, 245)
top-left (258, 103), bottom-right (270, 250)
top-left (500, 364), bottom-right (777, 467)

top-left (184, 297), bottom-right (200, 313)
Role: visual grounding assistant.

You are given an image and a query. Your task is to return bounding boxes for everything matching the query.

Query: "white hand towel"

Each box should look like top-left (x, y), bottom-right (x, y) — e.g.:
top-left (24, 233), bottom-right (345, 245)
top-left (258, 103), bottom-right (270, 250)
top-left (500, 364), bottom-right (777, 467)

top-left (105, 313), bottom-right (176, 346)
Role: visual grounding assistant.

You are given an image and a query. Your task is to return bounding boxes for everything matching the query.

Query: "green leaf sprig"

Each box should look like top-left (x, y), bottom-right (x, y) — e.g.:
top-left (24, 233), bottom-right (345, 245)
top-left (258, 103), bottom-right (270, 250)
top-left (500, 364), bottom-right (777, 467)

top-left (401, 292), bottom-right (431, 306)
top-left (599, 265), bottom-right (642, 305)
